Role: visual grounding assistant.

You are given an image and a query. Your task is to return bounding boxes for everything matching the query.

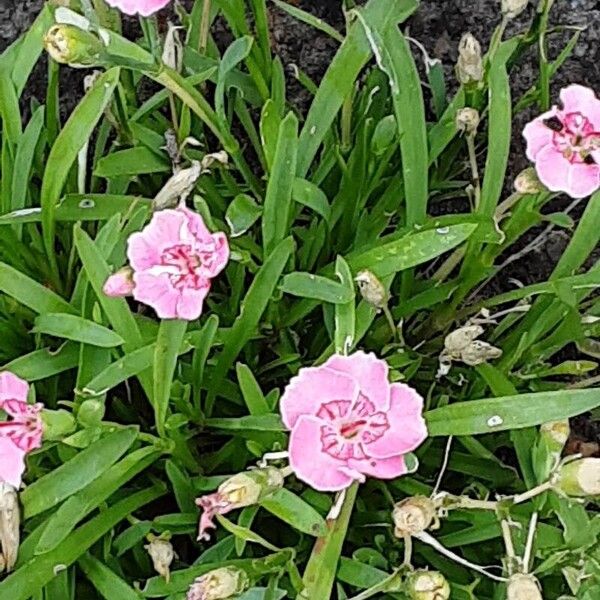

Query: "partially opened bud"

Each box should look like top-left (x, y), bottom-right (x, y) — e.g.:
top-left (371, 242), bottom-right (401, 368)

top-left (196, 467), bottom-right (285, 540)
top-left (514, 168), bottom-right (546, 195)
top-left (406, 570), bottom-right (451, 600)
top-left (456, 33), bottom-right (483, 85)
top-left (392, 496), bottom-right (436, 537)
top-left (540, 420), bottom-right (570, 454)
top-left (556, 458), bottom-right (600, 497)
top-left (501, 0), bottom-right (529, 19)
top-left (507, 574), bottom-right (542, 600)
top-left (187, 567), bottom-right (249, 600)
top-left (355, 270), bottom-right (388, 309)
top-left (44, 24), bottom-right (103, 66)
top-left (145, 535), bottom-right (175, 582)
top-left (103, 267), bottom-right (135, 297)
top-left (0, 483), bottom-right (19, 572)
top-left (456, 108), bottom-right (480, 135)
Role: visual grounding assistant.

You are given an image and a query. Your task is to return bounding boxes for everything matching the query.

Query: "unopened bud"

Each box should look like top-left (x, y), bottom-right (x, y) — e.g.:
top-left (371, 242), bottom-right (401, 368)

top-left (196, 467), bottom-right (285, 540)
top-left (456, 33), bottom-right (484, 85)
top-left (355, 270), bottom-right (388, 309)
top-left (406, 570), bottom-right (451, 600)
top-left (456, 108), bottom-right (480, 135)
top-left (514, 168), bottom-right (545, 195)
top-left (540, 420), bottom-right (570, 453)
top-left (501, 0), bottom-right (529, 19)
top-left (187, 567), bottom-right (249, 600)
top-left (393, 496), bottom-right (436, 537)
top-left (103, 267), bottom-right (135, 298)
top-left (0, 483), bottom-right (20, 572)
top-left (145, 535), bottom-right (175, 582)
top-left (44, 24), bottom-right (103, 66)
top-left (460, 340), bottom-right (503, 366)
top-left (556, 458), bottom-right (600, 497)
top-left (162, 23), bottom-right (183, 72)
top-left (507, 574), bottom-right (542, 600)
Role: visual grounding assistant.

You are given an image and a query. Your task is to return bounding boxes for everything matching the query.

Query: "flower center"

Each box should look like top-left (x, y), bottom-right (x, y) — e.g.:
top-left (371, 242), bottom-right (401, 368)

top-left (317, 397), bottom-right (389, 461)
top-left (551, 112), bottom-right (600, 164)
top-left (161, 244), bottom-right (204, 290)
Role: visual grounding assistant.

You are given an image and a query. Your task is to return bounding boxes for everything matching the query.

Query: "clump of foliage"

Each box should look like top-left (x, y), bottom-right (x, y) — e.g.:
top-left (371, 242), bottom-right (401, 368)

top-left (0, 0), bottom-right (599, 599)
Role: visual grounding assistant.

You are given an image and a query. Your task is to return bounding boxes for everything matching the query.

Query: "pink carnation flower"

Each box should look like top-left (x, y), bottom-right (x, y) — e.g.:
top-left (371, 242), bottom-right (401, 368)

top-left (104, 205), bottom-right (229, 320)
top-left (523, 85), bottom-right (600, 198)
top-left (105, 0), bottom-right (171, 17)
top-left (280, 352), bottom-right (428, 492)
top-left (0, 372), bottom-right (43, 488)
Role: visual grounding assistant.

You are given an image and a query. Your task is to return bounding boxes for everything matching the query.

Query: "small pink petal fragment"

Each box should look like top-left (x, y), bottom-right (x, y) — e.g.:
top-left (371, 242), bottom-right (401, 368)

top-left (105, 0), bottom-right (171, 17)
top-left (0, 438), bottom-right (26, 488)
top-left (280, 351), bottom-right (428, 492)
top-left (0, 371), bottom-right (29, 404)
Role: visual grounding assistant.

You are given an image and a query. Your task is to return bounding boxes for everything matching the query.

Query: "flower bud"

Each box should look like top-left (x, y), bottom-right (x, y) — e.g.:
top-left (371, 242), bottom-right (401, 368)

top-left (444, 325), bottom-right (483, 355)
top-left (145, 535), bottom-right (175, 582)
top-left (514, 168), bottom-right (545, 195)
top-left (501, 0), bottom-right (529, 19)
top-left (460, 340), bottom-right (503, 366)
top-left (196, 467), bottom-right (285, 540)
top-left (77, 399), bottom-right (106, 427)
top-left (406, 570), bottom-right (451, 600)
top-left (456, 108), bottom-right (480, 135)
top-left (44, 24), bottom-right (104, 67)
top-left (507, 574), bottom-right (542, 600)
top-left (355, 270), bottom-right (388, 309)
top-left (153, 162), bottom-right (202, 211)
top-left (0, 483), bottom-right (20, 572)
top-left (392, 496), bottom-right (436, 537)
top-left (556, 458), bottom-right (600, 497)
top-left (162, 23), bottom-right (183, 72)
top-left (103, 267), bottom-right (135, 297)
top-left (540, 420), bottom-right (569, 454)
top-left (187, 567), bottom-right (249, 600)
top-left (456, 33), bottom-right (484, 85)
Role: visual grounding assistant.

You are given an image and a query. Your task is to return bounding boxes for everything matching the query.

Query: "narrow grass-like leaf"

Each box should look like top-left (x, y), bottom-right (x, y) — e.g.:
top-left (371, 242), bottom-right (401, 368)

top-left (334, 256), bottom-right (356, 353)
top-left (216, 36), bottom-right (254, 119)
top-left (21, 428), bottom-right (138, 519)
top-left (280, 272), bottom-right (353, 304)
top-left (237, 363), bottom-right (270, 415)
top-left (33, 313), bottom-right (125, 347)
top-left (261, 488), bottom-right (327, 537)
top-left (40, 68), bottom-right (120, 263)
top-left (94, 147), bottom-right (170, 177)
top-left (270, 0), bottom-right (344, 43)
top-left (292, 178), bottom-right (331, 225)
top-left (2, 344), bottom-right (79, 381)
top-left (79, 553), bottom-right (143, 600)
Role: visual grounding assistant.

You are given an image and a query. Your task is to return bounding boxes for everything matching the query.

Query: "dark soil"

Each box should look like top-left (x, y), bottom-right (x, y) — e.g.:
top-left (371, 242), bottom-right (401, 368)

top-left (2, 0), bottom-right (599, 444)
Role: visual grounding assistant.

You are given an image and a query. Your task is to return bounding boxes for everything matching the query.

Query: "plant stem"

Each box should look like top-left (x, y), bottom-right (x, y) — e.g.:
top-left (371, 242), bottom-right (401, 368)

top-left (199, 0), bottom-right (212, 54)
top-left (348, 571), bottom-right (403, 600)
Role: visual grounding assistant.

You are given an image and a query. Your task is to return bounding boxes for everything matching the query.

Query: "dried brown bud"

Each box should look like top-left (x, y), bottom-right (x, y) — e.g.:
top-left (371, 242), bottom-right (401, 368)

top-left (153, 163), bottom-right (202, 211)
top-left (145, 535), bottom-right (175, 582)
top-left (392, 496), bottom-right (436, 537)
top-left (444, 325), bottom-right (483, 355)
top-left (556, 458), bottom-right (600, 497)
top-left (456, 33), bottom-right (484, 85)
top-left (460, 340), bottom-right (503, 366)
top-left (355, 270), bottom-right (388, 309)
top-left (501, 0), bottom-right (529, 19)
top-left (507, 574), bottom-right (543, 600)
top-left (162, 23), bottom-right (183, 72)
top-left (187, 567), bottom-right (249, 600)
top-left (456, 108), bottom-right (480, 135)
top-left (0, 483), bottom-right (19, 572)
top-left (406, 570), bottom-right (451, 600)
top-left (514, 168), bottom-right (546, 195)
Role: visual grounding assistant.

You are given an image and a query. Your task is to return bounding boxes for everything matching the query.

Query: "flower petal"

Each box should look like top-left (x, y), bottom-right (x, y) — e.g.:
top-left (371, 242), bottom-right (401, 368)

top-left (105, 0), bottom-right (171, 16)
top-left (0, 438), bottom-right (26, 488)
top-left (178, 205), bottom-right (213, 242)
top-left (280, 366), bottom-right (359, 429)
top-left (533, 145), bottom-right (571, 194)
top-left (566, 162), bottom-right (600, 199)
top-left (323, 351), bottom-right (390, 409)
top-left (366, 384), bottom-right (428, 459)
top-left (522, 111), bottom-right (556, 161)
top-left (348, 454), bottom-right (407, 480)
top-left (132, 272), bottom-right (180, 319)
top-left (289, 416), bottom-right (359, 492)
top-left (200, 232), bottom-right (230, 278)
top-left (176, 285), bottom-right (210, 320)
top-left (0, 372), bottom-right (29, 404)
top-left (560, 85), bottom-right (600, 129)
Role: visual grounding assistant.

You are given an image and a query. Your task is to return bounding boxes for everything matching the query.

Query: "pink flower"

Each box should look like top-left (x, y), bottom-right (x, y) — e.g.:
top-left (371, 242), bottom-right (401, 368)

top-left (105, 0), bottom-right (171, 17)
top-left (280, 352), bottom-right (428, 492)
top-left (105, 205), bottom-right (230, 320)
top-left (0, 372), bottom-right (43, 488)
top-left (523, 85), bottom-right (600, 198)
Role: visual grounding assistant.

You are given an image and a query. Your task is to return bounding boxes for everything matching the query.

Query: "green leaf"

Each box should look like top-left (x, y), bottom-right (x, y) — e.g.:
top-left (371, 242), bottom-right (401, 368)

top-left (292, 178), bottom-right (331, 225)
top-left (334, 256), bottom-right (356, 353)
top-left (237, 363), bottom-right (270, 415)
top-left (40, 68), bottom-right (120, 263)
top-left (79, 553), bottom-right (143, 600)
top-left (204, 414), bottom-right (284, 432)
top-left (153, 319), bottom-right (188, 437)
top-left (226, 193), bottom-right (263, 237)
top-left (32, 313), bottom-right (125, 347)
top-left (261, 488), bottom-right (327, 537)
top-left (216, 36), bottom-right (254, 119)
top-left (94, 147), bottom-right (170, 178)
top-left (2, 344), bottom-right (79, 381)
top-left (280, 272), bottom-right (354, 304)
top-left (0, 261), bottom-right (76, 315)
top-left (262, 113), bottom-right (298, 254)
top-left (21, 428), bottom-right (138, 519)
top-left (347, 224), bottom-right (477, 277)
top-left (426, 389), bottom-right (600, 437)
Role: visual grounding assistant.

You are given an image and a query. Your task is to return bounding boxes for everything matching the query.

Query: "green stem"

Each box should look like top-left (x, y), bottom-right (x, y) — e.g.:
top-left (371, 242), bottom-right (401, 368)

top-left (199, 0), bottom-right (212, 54)
top-left (347, 571), bottom-right (403, 600)
top-left (538, 0), bottom-right (554, 111)
top-left (301, 483), bottom-right (359, 599)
